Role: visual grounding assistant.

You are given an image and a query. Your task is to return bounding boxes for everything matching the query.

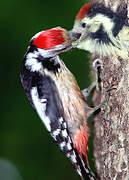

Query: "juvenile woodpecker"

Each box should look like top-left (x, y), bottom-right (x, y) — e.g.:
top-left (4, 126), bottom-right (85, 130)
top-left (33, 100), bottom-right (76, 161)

top-left (20, 27), bottom-right (96, 180)
top-left (72, 3), bottom-right (129, 58)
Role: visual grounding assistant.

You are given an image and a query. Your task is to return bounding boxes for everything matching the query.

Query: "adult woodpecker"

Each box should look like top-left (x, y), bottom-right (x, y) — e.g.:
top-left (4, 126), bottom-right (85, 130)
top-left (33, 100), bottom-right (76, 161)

top-left (20, 27), bottom-right (96, 180)
top-left (72, 2), bottom-right (129, 58)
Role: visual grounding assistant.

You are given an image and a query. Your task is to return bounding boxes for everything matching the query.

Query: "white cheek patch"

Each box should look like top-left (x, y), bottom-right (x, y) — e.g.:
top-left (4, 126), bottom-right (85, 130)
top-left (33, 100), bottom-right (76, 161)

top-left (26, 52), bottom-right (42, 72)
top-left (95, 14), bottom-right (114, 31)
top-left (25, 48), bottom-right (61, 73)
top-left (84, 14), bottom-right (114, 32)
top-left (31, 87), bottom-right (51, 131)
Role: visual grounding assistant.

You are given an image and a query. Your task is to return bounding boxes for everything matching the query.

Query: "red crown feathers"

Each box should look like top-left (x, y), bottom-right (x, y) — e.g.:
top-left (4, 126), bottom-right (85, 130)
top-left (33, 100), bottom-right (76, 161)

top-left (76, 3), bottom-right (93, 20)
top-left (32, 28), bottom-right (66, 49)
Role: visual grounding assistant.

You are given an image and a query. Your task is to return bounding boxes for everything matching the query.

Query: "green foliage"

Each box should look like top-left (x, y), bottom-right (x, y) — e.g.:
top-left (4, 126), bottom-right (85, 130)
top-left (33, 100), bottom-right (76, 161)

top-left (0, 0), bottom-right (92, 179)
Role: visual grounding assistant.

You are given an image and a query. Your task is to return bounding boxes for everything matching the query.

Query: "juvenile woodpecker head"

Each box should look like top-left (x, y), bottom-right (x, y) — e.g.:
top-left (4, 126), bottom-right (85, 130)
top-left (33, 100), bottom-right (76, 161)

top-left (72, 3), bottom-right (129, 58)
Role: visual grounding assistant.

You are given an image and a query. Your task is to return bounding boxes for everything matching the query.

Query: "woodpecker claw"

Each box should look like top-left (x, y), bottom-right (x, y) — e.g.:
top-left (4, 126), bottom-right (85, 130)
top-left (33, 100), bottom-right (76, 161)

top-left (82, 82), bottom-right (96, 100)
top-left (92, 58), bottom-right (102, 69)
top-left (93, 87), bottom-right (116, 122)
top-left (82, 58), bottom-right (102, 101)
top-left (92, 58), bottom-right (102, 91)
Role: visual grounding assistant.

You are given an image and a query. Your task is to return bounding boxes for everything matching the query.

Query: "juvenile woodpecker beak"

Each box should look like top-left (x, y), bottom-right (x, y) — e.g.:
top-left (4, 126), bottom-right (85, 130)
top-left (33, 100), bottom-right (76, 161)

top-left (72, 32), bottom-right (81, 40)
top-left (70, 32), bottom-right (82, 46)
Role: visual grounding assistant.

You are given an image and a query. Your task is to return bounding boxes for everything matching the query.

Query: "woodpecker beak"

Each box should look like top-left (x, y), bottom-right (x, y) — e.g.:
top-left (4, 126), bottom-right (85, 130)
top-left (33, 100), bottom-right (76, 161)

top-left (67, 31), bottom-right (81, 45)
top-left (58, 31), bottom-right (81, 51)
top-left (70, 32), bottom-right (82, 47)
top-left (72, 32), bottom-right (81, 41)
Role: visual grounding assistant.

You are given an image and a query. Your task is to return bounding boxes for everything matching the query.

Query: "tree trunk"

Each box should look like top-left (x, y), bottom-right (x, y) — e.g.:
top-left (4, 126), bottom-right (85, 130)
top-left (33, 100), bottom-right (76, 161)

top-left (92, 0), bottom-right (129, 180)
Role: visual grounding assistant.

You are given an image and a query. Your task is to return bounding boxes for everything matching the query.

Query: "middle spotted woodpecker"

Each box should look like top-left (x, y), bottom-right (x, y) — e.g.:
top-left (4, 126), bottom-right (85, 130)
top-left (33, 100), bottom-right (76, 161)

top-left (20, 27), bottom-right (96, 180)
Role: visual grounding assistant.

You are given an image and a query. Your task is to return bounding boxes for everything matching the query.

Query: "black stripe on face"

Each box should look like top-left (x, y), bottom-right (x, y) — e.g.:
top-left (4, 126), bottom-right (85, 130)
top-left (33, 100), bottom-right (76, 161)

top-left (37, 55), bottom-right (61, 74)
top-left (89, 24), bottom-right (114, 45)
top-left (26, 45), bottom-right (61, 74)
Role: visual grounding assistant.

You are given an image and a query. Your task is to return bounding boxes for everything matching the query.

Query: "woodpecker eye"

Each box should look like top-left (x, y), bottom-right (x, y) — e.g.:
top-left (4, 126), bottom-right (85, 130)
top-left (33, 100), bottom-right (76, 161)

top-left (81, 23), bottom-right (87, 28)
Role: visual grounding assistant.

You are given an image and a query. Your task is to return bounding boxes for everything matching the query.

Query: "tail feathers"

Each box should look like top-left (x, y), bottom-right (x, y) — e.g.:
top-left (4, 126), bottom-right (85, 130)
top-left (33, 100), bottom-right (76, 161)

top-left (74, 150), bottom-right (96, 180)
top-left (73, 124), bottom-right (89, 165)
top-left (71, 125), bottom-right (96, 179)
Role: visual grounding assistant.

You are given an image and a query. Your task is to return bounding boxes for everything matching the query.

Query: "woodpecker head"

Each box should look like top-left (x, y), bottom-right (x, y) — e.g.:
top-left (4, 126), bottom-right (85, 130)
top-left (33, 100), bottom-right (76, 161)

top-left (72, 3), bottom-right (129, 58)
top-left (23, 27), bottom-right (81, 73)
top-left (29, 27), bottom-right (80, 58)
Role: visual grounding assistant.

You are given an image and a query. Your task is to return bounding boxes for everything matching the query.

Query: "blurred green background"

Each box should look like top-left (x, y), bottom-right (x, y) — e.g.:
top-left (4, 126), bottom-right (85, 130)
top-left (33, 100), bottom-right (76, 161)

top-left (0, 0), bottom-right (95, 179)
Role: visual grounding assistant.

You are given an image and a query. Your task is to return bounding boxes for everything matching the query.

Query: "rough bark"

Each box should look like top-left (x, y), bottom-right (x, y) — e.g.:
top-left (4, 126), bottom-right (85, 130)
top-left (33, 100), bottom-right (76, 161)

top-left (91, 1), bottom-right (129, 180)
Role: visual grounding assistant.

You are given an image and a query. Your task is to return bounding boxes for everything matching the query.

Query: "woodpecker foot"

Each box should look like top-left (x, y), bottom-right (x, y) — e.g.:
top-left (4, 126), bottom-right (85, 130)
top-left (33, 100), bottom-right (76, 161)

top-left (93, 87), bottom-right (116, 122)
top-left (92, 58), bottom-right (102, 91)
top-left (82, 58), bottom-right (102, 100)
top-left (82, 81), bottom-right (97, 100)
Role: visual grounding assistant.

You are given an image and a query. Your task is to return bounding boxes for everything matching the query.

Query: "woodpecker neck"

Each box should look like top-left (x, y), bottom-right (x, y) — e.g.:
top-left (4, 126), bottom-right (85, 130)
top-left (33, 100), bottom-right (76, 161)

top-left (25, 45), bottom-right (64, 74)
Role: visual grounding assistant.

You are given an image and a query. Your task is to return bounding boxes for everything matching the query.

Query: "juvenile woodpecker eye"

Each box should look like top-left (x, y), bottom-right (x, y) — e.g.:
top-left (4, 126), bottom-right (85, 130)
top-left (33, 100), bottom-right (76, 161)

top-left (81, 23), bottom-right (87, 28)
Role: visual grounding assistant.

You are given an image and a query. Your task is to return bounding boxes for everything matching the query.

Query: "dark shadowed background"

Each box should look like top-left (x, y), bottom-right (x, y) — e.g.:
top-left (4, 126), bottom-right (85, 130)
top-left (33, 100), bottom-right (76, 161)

top-left (0, 0), bottom-right (94, 179)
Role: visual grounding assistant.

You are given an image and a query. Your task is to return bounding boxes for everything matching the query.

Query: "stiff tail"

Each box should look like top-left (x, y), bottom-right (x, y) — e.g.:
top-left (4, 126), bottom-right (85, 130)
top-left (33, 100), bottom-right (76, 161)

top-left (74, 149), bottom-right (96, 180)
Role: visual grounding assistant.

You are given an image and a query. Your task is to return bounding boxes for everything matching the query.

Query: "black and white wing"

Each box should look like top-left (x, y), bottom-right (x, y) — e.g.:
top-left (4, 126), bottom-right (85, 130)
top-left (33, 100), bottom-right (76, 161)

top-left (20, 57), bottom-right (95, 180)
